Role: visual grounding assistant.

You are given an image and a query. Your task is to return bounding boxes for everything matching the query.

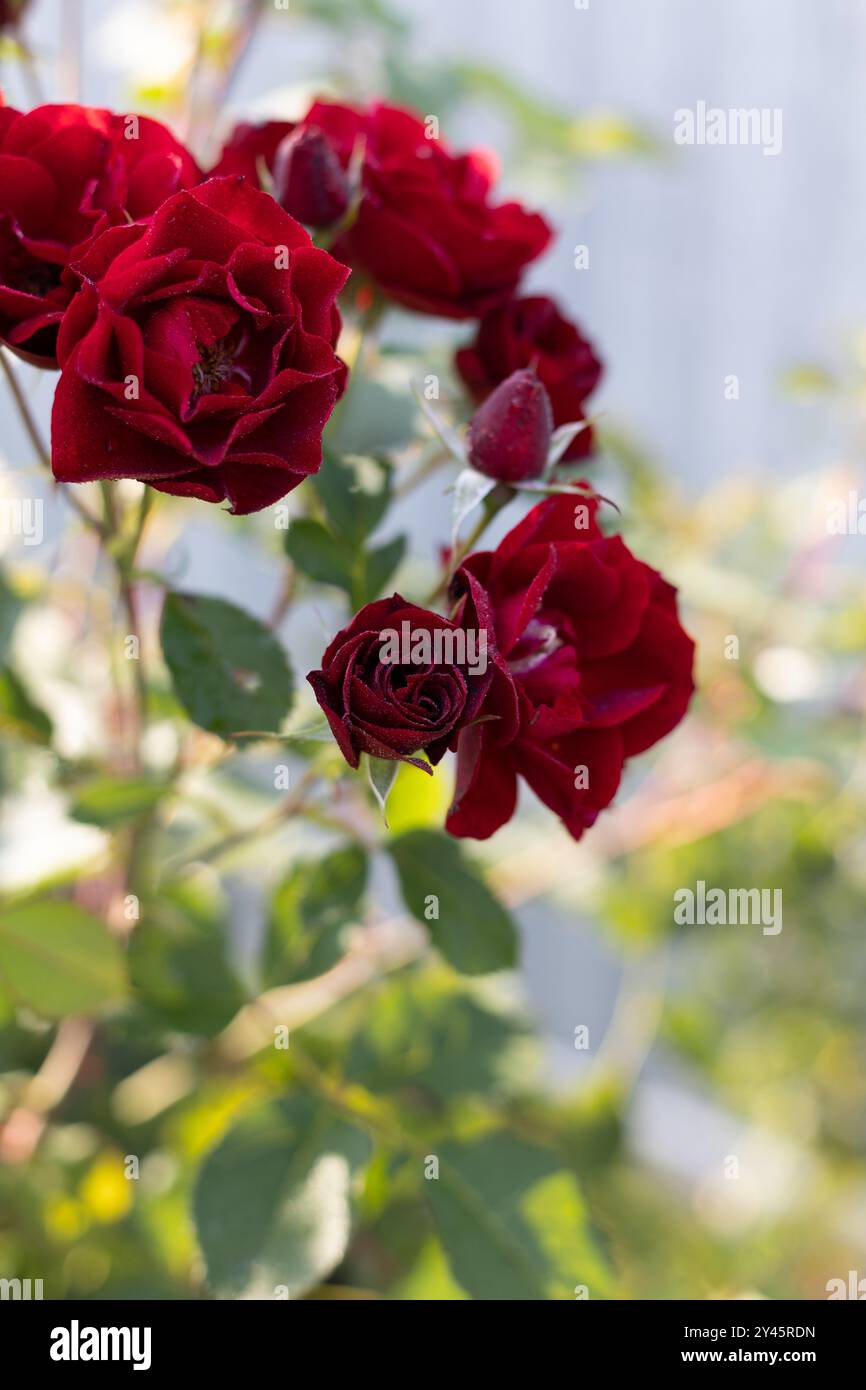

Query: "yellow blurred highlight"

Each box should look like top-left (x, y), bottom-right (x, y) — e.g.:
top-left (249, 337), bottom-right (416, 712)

top-left (43, 1195), bottom-right (87, 1242)
top-left (80, 1151), bottom-right (133, 1224)
top-left (386, 760), bottom-right (453, 835)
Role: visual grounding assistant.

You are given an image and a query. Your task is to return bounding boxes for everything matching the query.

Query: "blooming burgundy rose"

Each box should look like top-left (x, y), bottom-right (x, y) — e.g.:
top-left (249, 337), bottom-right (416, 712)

top-left (0, 100), bottom-right (200, 366)
top-left (308, 593), bottom-right (514, 770)
top-left (269, 100), bottom-right (551, 319)
top-left (211, 119), bottom-right (294, 184)
top-left (446, 491), bottom-right (695, 840)
top-left (456, 295), bottom-right (602, 460)
top-left (51, 176), bottom-right (349, 514)
top-left (467, 368), bottom-right (553, 483)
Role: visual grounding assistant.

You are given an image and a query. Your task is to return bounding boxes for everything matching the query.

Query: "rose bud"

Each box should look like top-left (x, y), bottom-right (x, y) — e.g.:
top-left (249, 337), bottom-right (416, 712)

top-left (456, 294), bottom-right (602, 460)
top-left (308, 595), bottom-right (498, 771)
top-left (273, 125), bottom-right (350, 229)
top-left (467, 368), bottom-right (553, 484)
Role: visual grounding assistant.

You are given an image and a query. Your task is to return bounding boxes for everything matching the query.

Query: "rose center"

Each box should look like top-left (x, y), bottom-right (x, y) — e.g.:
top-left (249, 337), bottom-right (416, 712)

top-left (191, 339), bottom-right (239, 399)
top-left (13, 259), bottom-right (62, 298)
top-left (508, 618), bottom-right (562, 675)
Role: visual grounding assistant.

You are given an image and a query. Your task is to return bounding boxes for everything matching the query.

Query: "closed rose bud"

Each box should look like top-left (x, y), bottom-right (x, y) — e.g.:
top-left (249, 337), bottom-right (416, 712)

top-left (467, 368), bottom-right (553, 483)
top-left (272, 125), bottom-right (350, 228)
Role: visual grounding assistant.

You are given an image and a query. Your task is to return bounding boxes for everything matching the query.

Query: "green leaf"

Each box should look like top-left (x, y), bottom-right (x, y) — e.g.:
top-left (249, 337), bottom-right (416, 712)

top-left (388, 829), bottom-right (517, 975)
top-left (264, 845), bottom-right (368, 986)
top-left (367, 755), bottom-right (398, 824)
top-left (0, 901), bottom-right (127, 1017)
top-left (70, 775), bottom-right (168, 827)
top-left (427, 1132), bottom-right (614, 1300)
top-left (129, 881), bottom-right (246, 1036)
top-left (285, 517), bottom-right (404, 606)
top-left (194, 1096), bottom-right (370, 1299)
top-left (283, 518), bottom-right (355, 591)
top-left (161, 593), bottom-right (294, 739)
top-left (314, 453), bottom-right (394, 545)
top-left (0, 666), bottom-right (52, 744)
top-left (328, 376), bottom-right (419, 454)
top-left (346, 973), bottom-right (531, 1101)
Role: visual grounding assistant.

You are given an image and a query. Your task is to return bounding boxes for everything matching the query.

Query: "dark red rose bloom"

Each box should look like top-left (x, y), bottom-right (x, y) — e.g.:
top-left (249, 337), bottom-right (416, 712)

top-left (211, 119), bottom-right (294, 183)
top-left (272, 100), bottom-right (550, 319)
top-left (456, 295), bottom-right (602, 460)
top-left (468, 368), bottom-right (553, 483)
top-left (0, 101), bottom-right (200, 366)
top-left (51, 176), bottom-right (349, 514)
top-left (308, 593), bottom-right (514, 770)
top-left (446, 491), bottom-right (695, 840)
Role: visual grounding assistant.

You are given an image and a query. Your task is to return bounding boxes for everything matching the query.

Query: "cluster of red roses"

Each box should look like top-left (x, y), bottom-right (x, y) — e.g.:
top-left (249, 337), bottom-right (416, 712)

top-left (0, 90), bottom-right (694, 842)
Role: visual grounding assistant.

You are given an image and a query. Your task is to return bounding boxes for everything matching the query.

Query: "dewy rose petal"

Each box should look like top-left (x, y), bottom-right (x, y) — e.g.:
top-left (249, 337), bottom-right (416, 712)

top-left (0, 101), bottom-right (200, 366)
top-left (51, 176), bottom-right (349, 514)
top-left (446, 490), bottom-right (696, 841)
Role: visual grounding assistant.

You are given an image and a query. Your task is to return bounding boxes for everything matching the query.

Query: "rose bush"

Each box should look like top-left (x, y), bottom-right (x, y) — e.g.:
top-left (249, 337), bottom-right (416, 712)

top-left (0, 100), bottom-right (200, 365)
top-left (51, 176), bottom-right (348, 513)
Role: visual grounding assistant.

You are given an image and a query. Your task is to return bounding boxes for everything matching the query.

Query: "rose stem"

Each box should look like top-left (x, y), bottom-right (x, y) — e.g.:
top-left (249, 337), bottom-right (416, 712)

top-left (424, 484), bottom-right (511, 607)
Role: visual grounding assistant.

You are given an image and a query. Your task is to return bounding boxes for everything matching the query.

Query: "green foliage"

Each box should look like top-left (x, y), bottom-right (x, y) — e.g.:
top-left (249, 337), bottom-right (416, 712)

top-left (70, 775), bottom-right (168, 827)
top-left (285, 453), bottom-right (407, 606)
top-left (427, 1132), bottom-right (613, 1300)
top-left (130, 880), bottom-right (247, 1036)
top-left (161, 592), bottom-right (294, 738)
top-left (0, 666), bottom-right (52, 744)
top-left (388, 829), bottom-right (517, 975)
top-left (193, 1096), bottom-right (371, 1299)
top-left (0, 901), bottom-right (127, 1017)
top-left (264, 845), bottom-right (368, 987)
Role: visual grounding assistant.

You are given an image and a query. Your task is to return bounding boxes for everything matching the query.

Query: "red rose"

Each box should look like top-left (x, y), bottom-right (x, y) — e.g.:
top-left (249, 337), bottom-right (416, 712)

top-left (447, 491), bottom-right (695, 840)
top-left (0, 101), bottom-right (200, 366)
top-left (51, 176), bottom-right (349, 514)
top-left (210, 120), bottom-right (294, 183)
top-left (456, 295), bottom-right (602, 459)
top-left (286, 100), bottom-right (552, 319)
top-left (308, 593), bottom-right (515, 770)
top-left (467, 368), bottom-right (554, 483)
